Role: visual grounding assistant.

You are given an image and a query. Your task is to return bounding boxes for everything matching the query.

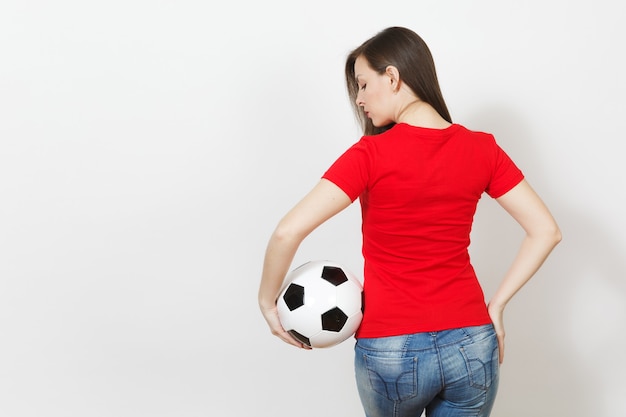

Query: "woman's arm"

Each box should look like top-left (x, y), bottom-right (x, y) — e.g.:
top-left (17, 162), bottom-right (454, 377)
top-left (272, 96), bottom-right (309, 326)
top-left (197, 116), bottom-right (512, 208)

top-left (258, 179), bottom-right (352, 348)
top-left (489, 179), bottom-right (562, 363)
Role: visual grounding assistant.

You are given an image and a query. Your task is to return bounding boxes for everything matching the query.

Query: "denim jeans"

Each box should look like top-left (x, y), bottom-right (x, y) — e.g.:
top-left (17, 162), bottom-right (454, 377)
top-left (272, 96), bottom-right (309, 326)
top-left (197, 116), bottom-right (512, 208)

top-left (354, 324), bottom-right (499, 417)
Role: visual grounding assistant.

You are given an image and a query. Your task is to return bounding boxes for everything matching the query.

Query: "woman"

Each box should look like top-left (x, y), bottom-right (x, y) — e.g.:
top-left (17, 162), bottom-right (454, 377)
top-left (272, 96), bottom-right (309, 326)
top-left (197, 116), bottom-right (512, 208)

top-left (258, 26), bottom-right (561, 417)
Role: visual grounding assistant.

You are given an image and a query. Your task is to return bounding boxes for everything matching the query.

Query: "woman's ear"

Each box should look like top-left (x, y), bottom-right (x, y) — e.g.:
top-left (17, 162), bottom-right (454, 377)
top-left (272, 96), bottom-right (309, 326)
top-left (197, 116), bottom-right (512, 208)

top-left (385, 65), bottom-right (401, 91)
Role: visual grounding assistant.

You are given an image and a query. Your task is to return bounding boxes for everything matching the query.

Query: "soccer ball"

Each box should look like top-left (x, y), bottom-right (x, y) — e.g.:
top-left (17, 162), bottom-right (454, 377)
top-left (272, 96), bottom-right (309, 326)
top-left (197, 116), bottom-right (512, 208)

top-left (277, 260), bottom-right (363, 348)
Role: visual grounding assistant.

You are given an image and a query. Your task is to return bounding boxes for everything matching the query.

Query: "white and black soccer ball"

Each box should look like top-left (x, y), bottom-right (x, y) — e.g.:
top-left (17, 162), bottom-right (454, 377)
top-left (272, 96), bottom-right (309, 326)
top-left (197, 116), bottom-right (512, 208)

top-left (277, 260), bottom-right (363, 348)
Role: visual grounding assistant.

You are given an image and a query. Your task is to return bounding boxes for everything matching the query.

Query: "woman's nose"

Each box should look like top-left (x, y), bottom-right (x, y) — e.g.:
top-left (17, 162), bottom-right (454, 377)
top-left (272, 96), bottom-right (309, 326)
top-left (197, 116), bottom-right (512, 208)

top-left (355, 93), bottom-right (363, 106)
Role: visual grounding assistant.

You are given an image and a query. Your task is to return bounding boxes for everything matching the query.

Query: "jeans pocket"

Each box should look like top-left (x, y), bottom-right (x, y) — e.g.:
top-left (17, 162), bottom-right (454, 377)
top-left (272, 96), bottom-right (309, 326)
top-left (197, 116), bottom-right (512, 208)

top-left (362, 354), bottom-right (418, 401)
top-left (459, 332), bottom-right (499, 390)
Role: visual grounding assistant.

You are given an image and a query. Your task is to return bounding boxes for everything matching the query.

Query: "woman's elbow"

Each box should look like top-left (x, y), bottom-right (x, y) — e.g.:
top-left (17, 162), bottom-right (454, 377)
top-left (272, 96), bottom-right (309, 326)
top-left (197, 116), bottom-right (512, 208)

top-left (554, 225), bottom-right (563, 246)
top-left (544, 222), bottom-right (563, 248)
top-left (271, 220), bottom-right (308, 246)
top-left (527, 219), bottom-right (562, 249)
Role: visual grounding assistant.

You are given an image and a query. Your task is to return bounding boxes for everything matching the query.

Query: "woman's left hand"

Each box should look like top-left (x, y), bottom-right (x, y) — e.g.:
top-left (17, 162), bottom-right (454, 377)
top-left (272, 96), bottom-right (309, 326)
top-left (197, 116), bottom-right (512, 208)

top-left (487, 302), bottom-right (505, 364)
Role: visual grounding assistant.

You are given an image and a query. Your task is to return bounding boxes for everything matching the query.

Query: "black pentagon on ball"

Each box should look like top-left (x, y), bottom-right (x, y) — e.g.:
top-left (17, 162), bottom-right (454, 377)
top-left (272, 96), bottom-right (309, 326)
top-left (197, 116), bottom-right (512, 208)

top-left (361, 290), bottom-right (365, 313)
top-left (321, 307), bottom-right (348, 332)
top-left (321, 266), bottom-right (348, 286)
top-left (288, 330), bottom-right (311, 347)
top-left (283, 283), bottom-right (305, 311)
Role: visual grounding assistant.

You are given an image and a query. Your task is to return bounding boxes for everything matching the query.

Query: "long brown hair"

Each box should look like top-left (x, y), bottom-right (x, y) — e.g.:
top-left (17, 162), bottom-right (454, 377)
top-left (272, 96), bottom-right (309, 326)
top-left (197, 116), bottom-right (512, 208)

top-left (345, 27), bottom-right (452, 136)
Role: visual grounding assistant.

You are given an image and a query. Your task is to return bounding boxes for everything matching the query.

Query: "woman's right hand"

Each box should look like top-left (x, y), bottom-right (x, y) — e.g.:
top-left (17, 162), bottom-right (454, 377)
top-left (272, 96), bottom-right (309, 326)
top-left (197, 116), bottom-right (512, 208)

top-left (259, 303), bottom-right (312, 349)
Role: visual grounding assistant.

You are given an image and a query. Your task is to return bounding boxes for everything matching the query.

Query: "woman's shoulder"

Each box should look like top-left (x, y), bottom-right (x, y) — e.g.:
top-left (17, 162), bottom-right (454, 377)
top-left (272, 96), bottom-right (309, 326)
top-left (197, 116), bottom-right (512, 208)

top-left (452, 124), bottom-right (498, 143)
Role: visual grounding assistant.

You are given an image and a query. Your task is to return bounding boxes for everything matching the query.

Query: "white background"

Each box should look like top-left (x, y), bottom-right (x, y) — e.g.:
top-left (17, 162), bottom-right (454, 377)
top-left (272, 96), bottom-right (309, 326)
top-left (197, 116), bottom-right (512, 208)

top-left (1, 1), bottom-right (624, 416)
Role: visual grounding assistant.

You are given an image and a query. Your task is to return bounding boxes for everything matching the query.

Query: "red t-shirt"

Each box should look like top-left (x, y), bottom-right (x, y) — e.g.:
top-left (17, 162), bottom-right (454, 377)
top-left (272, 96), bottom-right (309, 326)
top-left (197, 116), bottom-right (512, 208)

top-left (322, 123), bottom-right (524, 338)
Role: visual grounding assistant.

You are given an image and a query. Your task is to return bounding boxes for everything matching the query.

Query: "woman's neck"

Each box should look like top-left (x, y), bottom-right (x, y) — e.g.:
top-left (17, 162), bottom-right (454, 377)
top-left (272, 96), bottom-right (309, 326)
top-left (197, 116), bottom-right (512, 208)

top-left (395, 100), bottom-right (451, 129)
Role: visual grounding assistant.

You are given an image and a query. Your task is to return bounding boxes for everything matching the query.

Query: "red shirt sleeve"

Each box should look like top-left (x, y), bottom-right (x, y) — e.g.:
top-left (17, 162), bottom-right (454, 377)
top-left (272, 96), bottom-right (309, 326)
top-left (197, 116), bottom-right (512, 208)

top-left (485, 136), bottom-right (525, 198)
top-left (322, 138), bottom-right (372, 202)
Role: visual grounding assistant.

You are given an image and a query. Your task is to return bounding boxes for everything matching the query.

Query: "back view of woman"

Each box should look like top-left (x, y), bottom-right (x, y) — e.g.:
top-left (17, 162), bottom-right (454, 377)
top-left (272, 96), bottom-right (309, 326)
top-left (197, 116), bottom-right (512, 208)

top-left (259, 26), bottom-right (561, 417)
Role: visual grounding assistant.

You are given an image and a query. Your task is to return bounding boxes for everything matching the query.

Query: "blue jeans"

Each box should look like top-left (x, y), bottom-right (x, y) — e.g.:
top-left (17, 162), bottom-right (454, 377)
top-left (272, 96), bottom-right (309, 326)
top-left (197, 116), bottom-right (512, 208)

top-left (354, 324), bottom-right (499, 417)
